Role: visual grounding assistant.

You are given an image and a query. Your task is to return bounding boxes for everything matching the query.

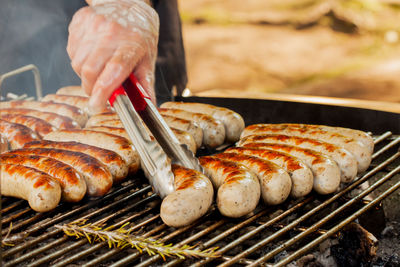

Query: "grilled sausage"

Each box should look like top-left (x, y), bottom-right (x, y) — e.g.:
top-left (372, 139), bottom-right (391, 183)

top-left (85, 112), bottom-right (119, 127)
top-left (241, 124), bottom-right (371, 173)
top-left (160, 165), bottom-right (214, 227)
top-left (0, 100), bottom-right (88, 127)
top-left (24, 140), bottom-right (129, 182)
top-left (0, 108), bottom-right (80, 129)
top-left (214, 152), bottom-right (293, 203)
top-left (0, 135), bottom-right (8, 152)
top-left (56, 86), bottom-right (87, 96)
top-left (160, 102), bottom-right (245, 143)
top-left (0, 154), bottom-right (86, 202)
top-left (225, 147), bottom-right (313, 198)
top-left (9, 148), bottom-right (113, 197)
top-left (239, 134), bottom-right (358, 183)
top-left (199, 156), bottom-right (260, 217)
top-left (42, 94), bottom-right (113, 116)
top-left (1, 163), bottom-right (61, 212)
top-left (0, 119), bottom-right (40, 149)
top-left (276, 123), bottom-right (374, 154)
top-left (87, 125), bottom-right (197, 154)
top-left (44, 129), bottom-right (140, 173)
top-left (158, 108), bottom-right (225, 148)
top-left (160, 114), bottom-right (203, 149)
top-left (241, 143), bottom-right (341, 194)
top-left (1, 113), bottom-right (57, 137)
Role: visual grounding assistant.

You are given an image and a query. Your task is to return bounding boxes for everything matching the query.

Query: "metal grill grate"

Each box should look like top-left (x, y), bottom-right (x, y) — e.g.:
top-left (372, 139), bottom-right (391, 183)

top-left (1, 132), bottom-right (400, 266)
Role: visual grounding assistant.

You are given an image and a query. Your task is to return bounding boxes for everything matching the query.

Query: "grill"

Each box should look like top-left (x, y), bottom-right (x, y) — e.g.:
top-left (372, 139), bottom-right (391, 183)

top-left (1, 67), bottom-right (400, 266)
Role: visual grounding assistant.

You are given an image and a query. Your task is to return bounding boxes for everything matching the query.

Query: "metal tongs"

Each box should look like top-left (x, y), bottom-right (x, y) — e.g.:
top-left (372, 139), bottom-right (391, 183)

top-left (109, 73), bottom-right (202, 199)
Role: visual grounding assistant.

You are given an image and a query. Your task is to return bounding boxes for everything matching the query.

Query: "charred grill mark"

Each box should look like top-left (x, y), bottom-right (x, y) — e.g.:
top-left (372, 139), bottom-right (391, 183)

top-left (199, 156), bottom-right (247, 184)
top-left (3, 164), bottom-right (54, 190)
top-left (25, 141), bottom-right (124, 163)
top-left (244, 143), bottom-right (325, 165)
top-left (227, 147), bottom-right (302, 171)
top-left (215, 152), bottom-right (279, 173)
top-left (171, 165), bottom-right (207, 190)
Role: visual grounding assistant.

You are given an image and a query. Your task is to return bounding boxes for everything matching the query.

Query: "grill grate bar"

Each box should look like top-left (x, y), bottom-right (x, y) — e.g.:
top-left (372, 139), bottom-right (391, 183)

top-left (228, 151), bottom-right (400, 267)
top-left (164, 208), bottom-right (272, 267)
top-left (1, 200), bottom-right (25, 214)
top-left (274, 167), bottom-right (400, 267)
top-left (373, 131), bottom-right (392, 144)
top-left (21, 188), bottom-right (157, 266)
top-left (2, 182), bottom-right (150, 259)
top-left (216, 138), bottom-right (400, 266)
top-left (51, 201), bottom-right (160, 267)
top-left (136, 219), bottom-right (226, 267)
top-left (372, 135), bottom-right (400, 160)
top-left (109, 211), bottom-right (219, 267)
top-left (2, 180), bottom-right (145, 247)
top-left (191, 197), bottom-right (314, 267)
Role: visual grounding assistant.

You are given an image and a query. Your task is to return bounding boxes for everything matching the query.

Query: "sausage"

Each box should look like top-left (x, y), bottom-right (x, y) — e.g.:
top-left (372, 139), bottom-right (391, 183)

top-left (160, 102), bottom-right (245, 143)
top-left (240, 143), bottom-right (341, 194)
top-left (86, 125), bottom-right (197, 154)
top-left (159, 114), bottom-right (203, 149)
top-left (0, 100), bottom-right (88, 127)
top-left (85, 112), bottom-right (119, 128)
top-left (160, 165), bottom-right (214, 227)
top-left (199, 156), bottom-right (260, 217)
top-left (241, 124), bottom-right (371, 173)
top-left (158, 108), bottom-right (225, 148)
top-left (44, 129), bottom-right (140, 173)
top-left (225, 147), bottom-right (313, 198)
top-left (9, 148), bottom-right (113, 197)
top-left (239, 134), bottom-right (358, 183)
top-left (214, 152), bottom-right (294, 203)
top-left (1, 113), bottom-right (57, 137)
top-left (0, 153), bottom-right (86, 202)
top-left (1, 163), bottom-right (61, 212)
top-left (169, 128), bottom-right (197, 154)
top-left (56, 86), bottom-right (87, 96)
top-left (0, 108), bottom-right (80, 129)
top-left (24, 140), bottom-right (129, 182)
top-left (0, 119), bottom-right (40, 149)
top-left (276, 123), bottom-right (374, 154)
top-left (0, 135), bottom-right (9, 153)
top-left (42, 94), bottom-right (113, 116)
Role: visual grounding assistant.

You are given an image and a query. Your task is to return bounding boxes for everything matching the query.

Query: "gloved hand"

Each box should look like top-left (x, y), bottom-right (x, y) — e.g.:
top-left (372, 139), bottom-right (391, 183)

top-left (67, 0), bottom-right (159, 113)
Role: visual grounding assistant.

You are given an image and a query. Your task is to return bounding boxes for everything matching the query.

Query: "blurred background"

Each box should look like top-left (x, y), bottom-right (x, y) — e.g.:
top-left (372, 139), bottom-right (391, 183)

top-left (178, 0), bottom-right (400, 103)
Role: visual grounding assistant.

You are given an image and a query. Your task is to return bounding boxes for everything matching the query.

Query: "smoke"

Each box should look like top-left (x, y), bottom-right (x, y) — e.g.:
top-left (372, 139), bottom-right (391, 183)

top-left (0, 0), bottom-right (85, 98)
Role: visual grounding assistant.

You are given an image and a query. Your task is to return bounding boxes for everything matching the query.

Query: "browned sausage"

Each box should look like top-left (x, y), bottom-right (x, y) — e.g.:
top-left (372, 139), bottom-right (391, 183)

top-left (214, 152), bottom-right (294, 203)
top-left (24, 140), bottom-right (129, 182)
top-left (42, 94), bottom-right (112, 115)
top-left (1, 113), bottom-right (57, 137)
top-left (160, 101), bottom-right (245, 142)
top-left (8, 148), bottom-right (113, 197)
top-left (44, 129), bottom-right (140, 174)
top-left (0, 108), bottom-right (80, 129)
top-left (0, 119), bottom-right (40, 149)
top-left (85, 112), bottom-right (119, 127)
top-left (1, 163), bottom-right (61, 212)
top-left (0, 153), bottom-right (86, 202)
top-left (199, 156), bottom-right (260, 217)
top-left (0, 100), bottom-right (88, 127)
top-left (56, 86), bottom-right (87, 96)
top-left (160, 165), bottom-right (214, 227)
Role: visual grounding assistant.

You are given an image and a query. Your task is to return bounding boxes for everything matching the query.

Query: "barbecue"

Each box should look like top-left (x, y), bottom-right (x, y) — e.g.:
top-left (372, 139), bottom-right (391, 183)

top-left (1, 65), bottom-right (400, 266)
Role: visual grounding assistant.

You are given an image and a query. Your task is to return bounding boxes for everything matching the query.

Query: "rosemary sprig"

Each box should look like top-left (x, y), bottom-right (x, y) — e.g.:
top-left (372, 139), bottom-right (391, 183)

top-left (55, 220), bottom-right (219, 260)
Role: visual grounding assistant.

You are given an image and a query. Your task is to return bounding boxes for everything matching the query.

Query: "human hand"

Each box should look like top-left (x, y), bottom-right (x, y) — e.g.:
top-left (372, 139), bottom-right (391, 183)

top-left (67, 0), bottom-right (159, 113)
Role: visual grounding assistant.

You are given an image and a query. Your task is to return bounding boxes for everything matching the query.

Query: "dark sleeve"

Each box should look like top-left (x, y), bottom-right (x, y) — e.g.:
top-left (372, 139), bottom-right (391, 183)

top-left (152, 0), bottom-right (188, 104)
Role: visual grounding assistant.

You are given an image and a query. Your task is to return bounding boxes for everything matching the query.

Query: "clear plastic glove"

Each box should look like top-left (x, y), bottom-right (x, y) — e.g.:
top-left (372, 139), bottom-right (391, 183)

top-left (67, 0), bottom-right (159, 113)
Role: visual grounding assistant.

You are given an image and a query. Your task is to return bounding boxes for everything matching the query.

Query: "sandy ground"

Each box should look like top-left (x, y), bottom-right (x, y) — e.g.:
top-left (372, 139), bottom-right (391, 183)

top-left (180, 1), bottom-right (400, 103)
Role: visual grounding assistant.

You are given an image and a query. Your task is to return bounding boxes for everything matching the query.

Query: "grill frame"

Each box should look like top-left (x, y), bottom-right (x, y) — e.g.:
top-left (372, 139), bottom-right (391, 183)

top-left (1, 96), bottom-right (400, 266)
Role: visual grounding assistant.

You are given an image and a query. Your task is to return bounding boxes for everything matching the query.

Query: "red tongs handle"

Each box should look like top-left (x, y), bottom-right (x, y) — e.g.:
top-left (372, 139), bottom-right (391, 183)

top-left (109, 73), bottom-right (151, 111)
